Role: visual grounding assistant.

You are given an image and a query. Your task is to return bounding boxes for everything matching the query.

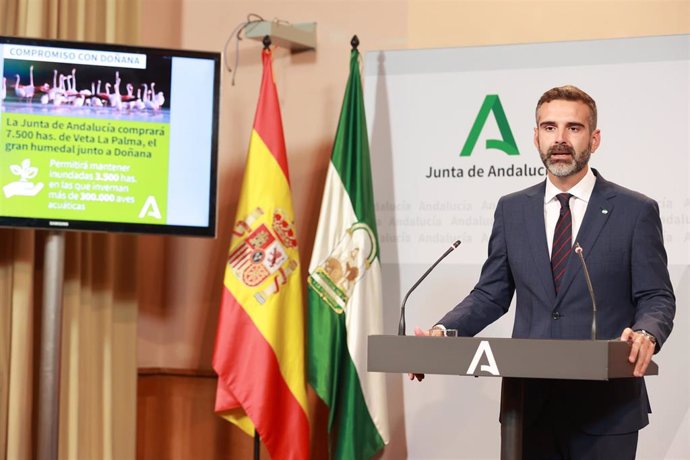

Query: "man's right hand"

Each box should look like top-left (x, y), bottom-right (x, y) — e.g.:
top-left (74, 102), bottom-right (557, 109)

top-left (408, 326), bottom-right (429, 382)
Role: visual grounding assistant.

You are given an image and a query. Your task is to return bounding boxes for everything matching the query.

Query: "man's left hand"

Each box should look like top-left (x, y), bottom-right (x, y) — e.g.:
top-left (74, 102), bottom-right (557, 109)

top-left (620, 327), bottom-right (655, 377)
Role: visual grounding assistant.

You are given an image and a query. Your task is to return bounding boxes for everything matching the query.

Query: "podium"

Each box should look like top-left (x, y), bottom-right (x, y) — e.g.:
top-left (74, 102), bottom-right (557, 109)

top-left (367, 335), bottom-right (658, 460)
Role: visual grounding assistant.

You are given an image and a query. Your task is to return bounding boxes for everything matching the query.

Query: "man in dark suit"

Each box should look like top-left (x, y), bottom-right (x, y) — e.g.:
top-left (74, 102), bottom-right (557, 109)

top-left (410, 85), bottom-right (675, 459)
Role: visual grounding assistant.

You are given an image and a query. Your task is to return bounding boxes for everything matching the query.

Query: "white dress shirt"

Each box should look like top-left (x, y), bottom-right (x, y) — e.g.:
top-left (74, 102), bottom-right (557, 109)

top-left (544, 167), bottom-right (596, 256)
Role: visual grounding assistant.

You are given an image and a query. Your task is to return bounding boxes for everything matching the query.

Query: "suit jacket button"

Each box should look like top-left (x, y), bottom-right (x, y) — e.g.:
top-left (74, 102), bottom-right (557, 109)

top-left (552, 312), bottom-right (560, 320)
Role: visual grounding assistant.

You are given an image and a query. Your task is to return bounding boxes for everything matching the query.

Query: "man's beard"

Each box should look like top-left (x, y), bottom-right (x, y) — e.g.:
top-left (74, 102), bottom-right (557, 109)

top-left (540, 142), bottom-right (592, 177)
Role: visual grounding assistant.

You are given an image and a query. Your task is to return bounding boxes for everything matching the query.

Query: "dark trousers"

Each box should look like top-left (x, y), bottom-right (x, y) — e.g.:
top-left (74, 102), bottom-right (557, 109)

top-left (523, 394), bottom-right (639, 460)
top-left (524, 422), bottom-right (638, 459)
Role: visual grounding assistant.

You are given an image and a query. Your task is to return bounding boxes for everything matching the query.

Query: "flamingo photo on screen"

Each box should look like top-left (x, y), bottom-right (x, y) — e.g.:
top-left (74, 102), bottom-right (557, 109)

top-left (2, 57), bottom-right (172, 123)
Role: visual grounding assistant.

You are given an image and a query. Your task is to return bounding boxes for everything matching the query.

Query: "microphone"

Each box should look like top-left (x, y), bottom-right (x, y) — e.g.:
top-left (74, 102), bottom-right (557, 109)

top-left (574, 242), bottom-right (597, 340)
top-left (398, 240), bottom-right (461, 335)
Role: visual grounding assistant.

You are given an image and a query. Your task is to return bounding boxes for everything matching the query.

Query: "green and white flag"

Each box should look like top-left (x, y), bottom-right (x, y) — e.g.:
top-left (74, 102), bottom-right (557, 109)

top-left (307, 45), bottom-right (389, 459)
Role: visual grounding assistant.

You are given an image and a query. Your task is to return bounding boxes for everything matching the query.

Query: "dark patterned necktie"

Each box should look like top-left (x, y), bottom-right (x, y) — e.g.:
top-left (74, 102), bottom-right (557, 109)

top-left (551, 193), bottom-right (573, 293)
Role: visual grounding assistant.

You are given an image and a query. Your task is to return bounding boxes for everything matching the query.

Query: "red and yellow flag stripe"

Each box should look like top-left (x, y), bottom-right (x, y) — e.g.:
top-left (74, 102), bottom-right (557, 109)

top-left (213, 49), bottom-right (309, 460)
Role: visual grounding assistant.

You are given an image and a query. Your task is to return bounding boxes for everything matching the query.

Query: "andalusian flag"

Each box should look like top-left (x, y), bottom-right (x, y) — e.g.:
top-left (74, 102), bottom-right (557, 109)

top-left (213, 48), bottom-right (310, 460)
top-left (307, 44), bottom-right (389, 459)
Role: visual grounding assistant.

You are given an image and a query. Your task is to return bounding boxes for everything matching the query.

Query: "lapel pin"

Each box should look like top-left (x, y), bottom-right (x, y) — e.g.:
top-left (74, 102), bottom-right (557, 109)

top-left (601, 208), bottom-right (608, 215)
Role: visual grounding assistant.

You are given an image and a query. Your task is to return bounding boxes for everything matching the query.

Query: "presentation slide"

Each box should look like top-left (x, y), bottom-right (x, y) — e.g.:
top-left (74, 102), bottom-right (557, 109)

top-left (0, 39), bottom-right (218, 235)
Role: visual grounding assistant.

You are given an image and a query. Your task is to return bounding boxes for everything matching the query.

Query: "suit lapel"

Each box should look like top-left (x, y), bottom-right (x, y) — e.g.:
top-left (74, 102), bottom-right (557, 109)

top-left (555, 171), bottom-right (615, 303)
top-left (523, 182), bottom-right (557, 304)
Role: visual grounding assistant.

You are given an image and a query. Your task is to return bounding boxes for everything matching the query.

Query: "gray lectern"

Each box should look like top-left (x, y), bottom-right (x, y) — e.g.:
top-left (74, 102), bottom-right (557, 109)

top-left (367, 335), bottom-right (657, 460)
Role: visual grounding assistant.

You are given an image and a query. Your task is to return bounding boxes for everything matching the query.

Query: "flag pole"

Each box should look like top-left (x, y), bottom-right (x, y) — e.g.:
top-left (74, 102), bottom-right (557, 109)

top-left (249, 35), bottom-right (272, 460)
top-left (253, 430), bottom-right (261, 460)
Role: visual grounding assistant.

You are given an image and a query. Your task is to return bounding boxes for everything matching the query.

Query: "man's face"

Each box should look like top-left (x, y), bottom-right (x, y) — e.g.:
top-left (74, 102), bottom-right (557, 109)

top-left (534, 99), bottom-right (600, 178)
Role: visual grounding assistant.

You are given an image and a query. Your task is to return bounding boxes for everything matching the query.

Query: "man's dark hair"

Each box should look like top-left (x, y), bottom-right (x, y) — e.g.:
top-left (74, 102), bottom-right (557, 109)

top-left (536, 85), bottom-right (597, 130)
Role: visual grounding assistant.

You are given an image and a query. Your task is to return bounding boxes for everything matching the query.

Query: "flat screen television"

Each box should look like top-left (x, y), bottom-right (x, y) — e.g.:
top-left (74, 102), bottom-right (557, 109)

top-left (0, 36), bottom-right (220, 237)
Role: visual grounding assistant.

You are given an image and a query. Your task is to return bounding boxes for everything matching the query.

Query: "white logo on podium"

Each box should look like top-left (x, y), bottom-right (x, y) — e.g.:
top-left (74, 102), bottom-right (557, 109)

top-left (466, 340), bottom-right (500, 376)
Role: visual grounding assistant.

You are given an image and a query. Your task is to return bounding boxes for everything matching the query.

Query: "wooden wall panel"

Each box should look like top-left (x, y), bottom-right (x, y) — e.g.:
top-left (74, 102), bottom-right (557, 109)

top-left (136, 369), bottom-right (264, 460)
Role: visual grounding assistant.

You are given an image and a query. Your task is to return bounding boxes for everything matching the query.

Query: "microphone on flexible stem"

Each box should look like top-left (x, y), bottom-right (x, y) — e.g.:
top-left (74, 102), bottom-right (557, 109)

top-left (574, 242), bottom-right (597, 340)
top-left (398, 240), bottom-right (461, 335)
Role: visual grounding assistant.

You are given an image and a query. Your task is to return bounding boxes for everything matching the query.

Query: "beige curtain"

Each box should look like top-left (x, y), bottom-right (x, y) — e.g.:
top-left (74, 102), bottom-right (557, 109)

top-left (0, 1), bottom-right (140, 459)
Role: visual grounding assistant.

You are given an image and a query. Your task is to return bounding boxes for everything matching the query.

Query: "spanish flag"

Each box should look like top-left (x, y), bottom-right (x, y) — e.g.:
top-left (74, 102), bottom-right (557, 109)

top-left (213, 48), bottom-right (310, 460)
